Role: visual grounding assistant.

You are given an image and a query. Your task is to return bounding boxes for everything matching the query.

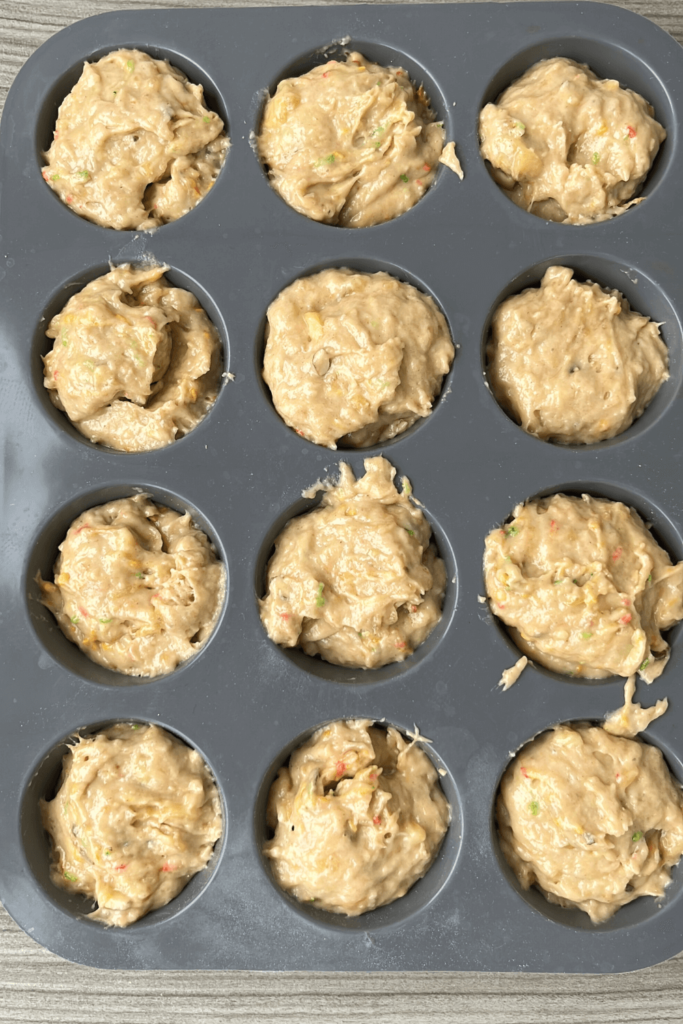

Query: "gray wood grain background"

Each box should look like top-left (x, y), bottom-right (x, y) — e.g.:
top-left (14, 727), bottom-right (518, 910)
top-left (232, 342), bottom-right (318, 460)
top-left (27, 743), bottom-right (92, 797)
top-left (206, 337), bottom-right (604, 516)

top-left (3, 2), bottom-right (683, 1020)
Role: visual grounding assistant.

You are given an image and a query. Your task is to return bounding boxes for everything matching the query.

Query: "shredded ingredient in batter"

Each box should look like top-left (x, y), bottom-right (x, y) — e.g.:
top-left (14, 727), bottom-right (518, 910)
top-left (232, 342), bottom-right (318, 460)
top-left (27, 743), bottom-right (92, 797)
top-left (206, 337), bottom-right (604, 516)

top-left (264, 718), bottom-right (450, 914)
top-left (258, 51), bottom-right (457, 227)
top-left (604, 676), bottom-right (668, 737)
top-left (38, 494), bottom-right (225, 677)
top-left (479, 57), bottom-right (666, 223)
top-left (42, 49), bottom-right (228, 230)
top-left (43, 264), bottom-right (222, 452)
top-left (484, 493), bottom-right (683, 681)
top-left (488, 266), bottom-right (668, 445)
top-left (259, 457), bottom-right (445, 668)
top-left (42, 723), bottom-right (222, 926)
top-left (263, 268), bottom-right (454, 448)
top-left (497, 713), bottom-right (683, 922)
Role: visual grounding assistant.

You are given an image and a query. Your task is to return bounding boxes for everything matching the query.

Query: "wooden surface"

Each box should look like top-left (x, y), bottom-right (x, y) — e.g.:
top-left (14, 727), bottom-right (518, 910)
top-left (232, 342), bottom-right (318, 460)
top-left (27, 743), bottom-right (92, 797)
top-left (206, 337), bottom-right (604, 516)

top-left (3, 1), bottom-right (683, 1020)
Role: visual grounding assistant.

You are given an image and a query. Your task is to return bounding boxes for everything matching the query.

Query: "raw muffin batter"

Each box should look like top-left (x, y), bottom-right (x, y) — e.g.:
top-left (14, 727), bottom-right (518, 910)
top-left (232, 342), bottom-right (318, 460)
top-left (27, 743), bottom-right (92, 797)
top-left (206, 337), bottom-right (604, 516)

top-left (259, 457), bottom-right (445, 669)
top-left (497, 716), bottom-right (683, 922)
top-left (479, 57), bottom-right (666, 223)
top-left (264, 719), bottom-right (450, 914)
top-left (42, 723), bottom-right (222, 927)
top-left (263, 268), bottom-right (454, 448)
top-left (42, 49), bottom-right (228, 230)
top-left (39, 494), bottom-right (225, 677)
top-left (258, 51), bottom-right (451, 227)
top-left (43, 264), bottom-right (222, 452)
top-left (488, 266), bottom-right (669, 444)
top-left (604, 675), bottom-right (668, 738)
top-left (484, 493), bottom-right (683, 681)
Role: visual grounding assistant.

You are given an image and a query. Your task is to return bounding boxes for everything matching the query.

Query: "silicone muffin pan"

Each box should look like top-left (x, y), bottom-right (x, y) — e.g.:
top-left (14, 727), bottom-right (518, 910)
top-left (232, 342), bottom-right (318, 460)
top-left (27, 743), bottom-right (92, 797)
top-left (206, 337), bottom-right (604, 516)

top-left (2, 2), bottom-right (683, 972)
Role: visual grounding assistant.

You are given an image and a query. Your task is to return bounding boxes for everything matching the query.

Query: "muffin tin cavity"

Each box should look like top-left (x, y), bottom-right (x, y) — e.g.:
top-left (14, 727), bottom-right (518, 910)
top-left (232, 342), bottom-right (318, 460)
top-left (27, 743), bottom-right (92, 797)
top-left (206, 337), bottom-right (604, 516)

top-left (481, 255), bottom-right (683, 449)
top-left (32, 262), bottom-right (229, 452)
top-left (254, 39), bottom-right (451, 225)
top-left (255, 484), bottom-right (457, 685)
top-left (24, 485), bottom-right (228, 687)
top-left (491, 721), bottom-right (683, 931)
top-left (20, 720), bottom-right (226, 928)
top-left (479, 38), bottom-right (675, 216)
top-left (486, 481), bottom-right (683, 685)
top-left (35, 45), bottom-right (230, 228)
top-left (256, 256), bottom-right (455, 452)
top-left (253, 719), bottom-right (461, 931)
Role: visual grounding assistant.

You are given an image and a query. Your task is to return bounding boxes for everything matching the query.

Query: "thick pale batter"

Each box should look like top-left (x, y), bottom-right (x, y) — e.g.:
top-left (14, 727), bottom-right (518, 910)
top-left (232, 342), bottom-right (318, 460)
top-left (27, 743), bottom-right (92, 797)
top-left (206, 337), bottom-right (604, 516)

top-left (439, 141), bottom-right (464, 179)
top-left (263, 268), bottom-right (454, 448)
top-left (258, 52), bottom-right (448, 227)
top-left (264, 719), bottom-right (450, 915)
top-left (42, 723), bottom-right (222, 927)
top-left (39, 494), bottom-right (225, 677)
top-left (259, 457), bottom-right (445, 669)
top-left (43, 264), bottom-right (222, 452)
top-left (488, 266), bottom-right (669, 445)
top-left (484, 493), bottom-right (683, 682)
top-left (42, 49), bottom-right (228, 230)
top-left (604, 676), bottom-right (668, 738)
top-left (479, 57), bottom-right (666, 223)
top-left (497, 719), bottom-right (683, 922)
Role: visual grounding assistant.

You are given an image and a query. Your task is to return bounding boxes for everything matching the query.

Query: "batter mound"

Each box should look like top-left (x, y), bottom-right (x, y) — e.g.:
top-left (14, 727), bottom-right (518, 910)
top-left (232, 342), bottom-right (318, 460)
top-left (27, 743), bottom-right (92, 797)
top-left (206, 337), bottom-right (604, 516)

top-left (497, 720), bottom-right (683, 923)
top-left (257, 51), bottom-right (449, 228)
top-left (484, 493), bottom-right (683, 682)
top-left (38, 494), bottom-right (225, 677)
top-left (42, 723), bottom-right (222, 927)
top-left (488, 266), bottom-right (669, 445)
top-left (264, 719), bottom-right (450, 915)
top-left (42, 49), bottom-right (228, 230)
top-left (263, 268), bottom-right (454, 448)
top-left (259, 457), bottom-right (446, 669)
top-left (43, 264), bottom-right (222, 453)
top-left (479, 57), bottom-right (666, 224)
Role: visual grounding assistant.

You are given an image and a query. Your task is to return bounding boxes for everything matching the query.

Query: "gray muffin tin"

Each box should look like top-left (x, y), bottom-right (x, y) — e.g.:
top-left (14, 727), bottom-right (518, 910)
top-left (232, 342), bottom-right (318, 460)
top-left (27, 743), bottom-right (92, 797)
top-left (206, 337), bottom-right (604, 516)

top-left (1, 1), bottom-right (683, 973)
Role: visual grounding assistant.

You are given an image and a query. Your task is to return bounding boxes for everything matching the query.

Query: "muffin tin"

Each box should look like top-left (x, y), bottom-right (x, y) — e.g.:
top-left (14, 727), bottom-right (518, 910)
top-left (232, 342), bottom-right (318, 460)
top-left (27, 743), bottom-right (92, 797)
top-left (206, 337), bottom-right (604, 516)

top-left (2, 2), bottom-right (683, 972)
